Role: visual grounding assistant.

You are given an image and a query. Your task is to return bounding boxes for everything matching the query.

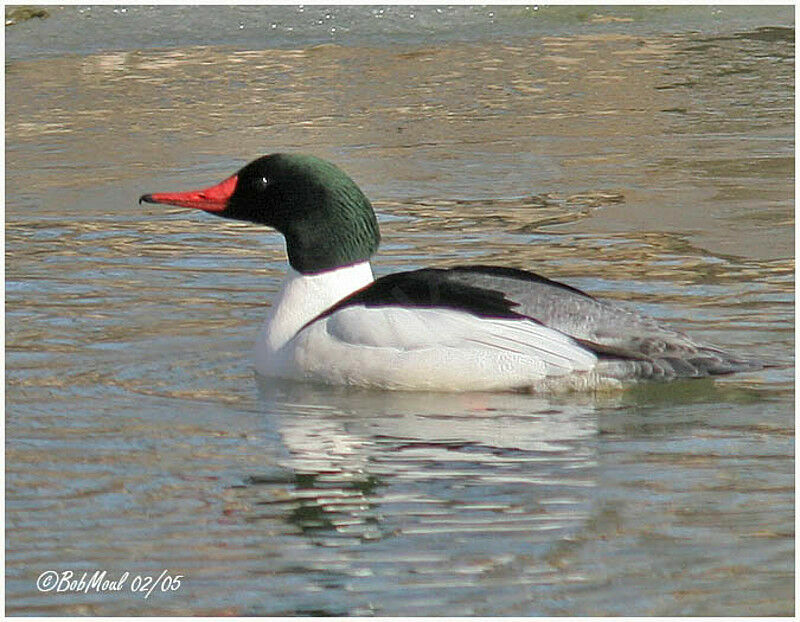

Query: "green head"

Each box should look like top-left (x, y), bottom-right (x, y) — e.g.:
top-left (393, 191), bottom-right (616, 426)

top-left (140, 153), bottom-right (381, 274)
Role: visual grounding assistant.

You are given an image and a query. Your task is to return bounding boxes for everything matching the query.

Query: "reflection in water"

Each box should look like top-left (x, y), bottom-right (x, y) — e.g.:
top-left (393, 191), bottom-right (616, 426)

top-left (226, 379), bottom-right (601, 612)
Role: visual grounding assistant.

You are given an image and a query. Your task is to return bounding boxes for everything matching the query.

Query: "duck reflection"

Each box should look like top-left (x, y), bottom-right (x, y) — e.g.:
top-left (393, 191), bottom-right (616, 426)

top-left (242, 377), bottom-right (603, 550)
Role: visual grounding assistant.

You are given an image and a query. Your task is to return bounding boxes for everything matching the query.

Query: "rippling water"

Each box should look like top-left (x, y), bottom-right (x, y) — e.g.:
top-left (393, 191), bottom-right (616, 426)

top-left (6, 5), bottom-right (794, 616)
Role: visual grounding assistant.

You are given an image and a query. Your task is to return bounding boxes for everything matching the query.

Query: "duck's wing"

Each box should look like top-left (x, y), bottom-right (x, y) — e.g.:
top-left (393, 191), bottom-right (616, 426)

top-left (317, 266), bottom-right (761, 380)
top-left (302, 268), bottom-right (598, 383)
top-left (443, 265), bottom-right (762, 377)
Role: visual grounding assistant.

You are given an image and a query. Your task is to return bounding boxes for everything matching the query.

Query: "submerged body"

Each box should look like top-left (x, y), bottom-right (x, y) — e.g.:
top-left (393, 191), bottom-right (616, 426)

top-left (141, 153), bottom-right (761, 392)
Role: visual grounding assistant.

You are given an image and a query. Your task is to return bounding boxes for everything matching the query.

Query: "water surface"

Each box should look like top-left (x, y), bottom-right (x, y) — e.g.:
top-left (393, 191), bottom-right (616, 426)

top-left (6, 5), bottom-right (794, 616)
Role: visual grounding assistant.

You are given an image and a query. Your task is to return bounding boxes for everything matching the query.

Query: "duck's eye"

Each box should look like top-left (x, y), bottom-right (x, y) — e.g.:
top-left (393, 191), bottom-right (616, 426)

top-left (252, 175), bottom-right (271, 190)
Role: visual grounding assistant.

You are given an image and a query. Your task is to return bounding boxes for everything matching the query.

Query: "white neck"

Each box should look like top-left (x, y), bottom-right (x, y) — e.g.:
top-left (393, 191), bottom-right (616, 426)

top-left (259, 260), bottom-right (374, 352)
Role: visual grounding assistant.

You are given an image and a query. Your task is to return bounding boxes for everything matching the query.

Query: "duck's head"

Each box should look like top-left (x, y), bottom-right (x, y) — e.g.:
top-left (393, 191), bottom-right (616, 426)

top-left (140, 153), bottom-right (380, 274)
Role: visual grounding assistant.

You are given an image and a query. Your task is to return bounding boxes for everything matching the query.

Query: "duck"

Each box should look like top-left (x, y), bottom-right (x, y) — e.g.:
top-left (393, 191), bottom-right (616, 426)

top-left (140, 153), bottom-right (761, 392)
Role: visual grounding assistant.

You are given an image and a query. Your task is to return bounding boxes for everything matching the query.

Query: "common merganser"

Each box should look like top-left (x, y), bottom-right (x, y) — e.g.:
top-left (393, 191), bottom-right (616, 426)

top-left (140, 153), bottom-right (761, 392)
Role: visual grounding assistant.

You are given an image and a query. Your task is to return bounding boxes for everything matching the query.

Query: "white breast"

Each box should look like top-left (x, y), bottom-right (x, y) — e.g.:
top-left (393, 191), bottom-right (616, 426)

top-left (254, 261), bottom-right (374, 374)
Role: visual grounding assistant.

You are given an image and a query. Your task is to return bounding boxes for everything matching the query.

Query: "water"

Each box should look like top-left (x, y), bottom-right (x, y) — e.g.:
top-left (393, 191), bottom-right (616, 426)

top-left (5, 5), bottom-right (794, 616)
